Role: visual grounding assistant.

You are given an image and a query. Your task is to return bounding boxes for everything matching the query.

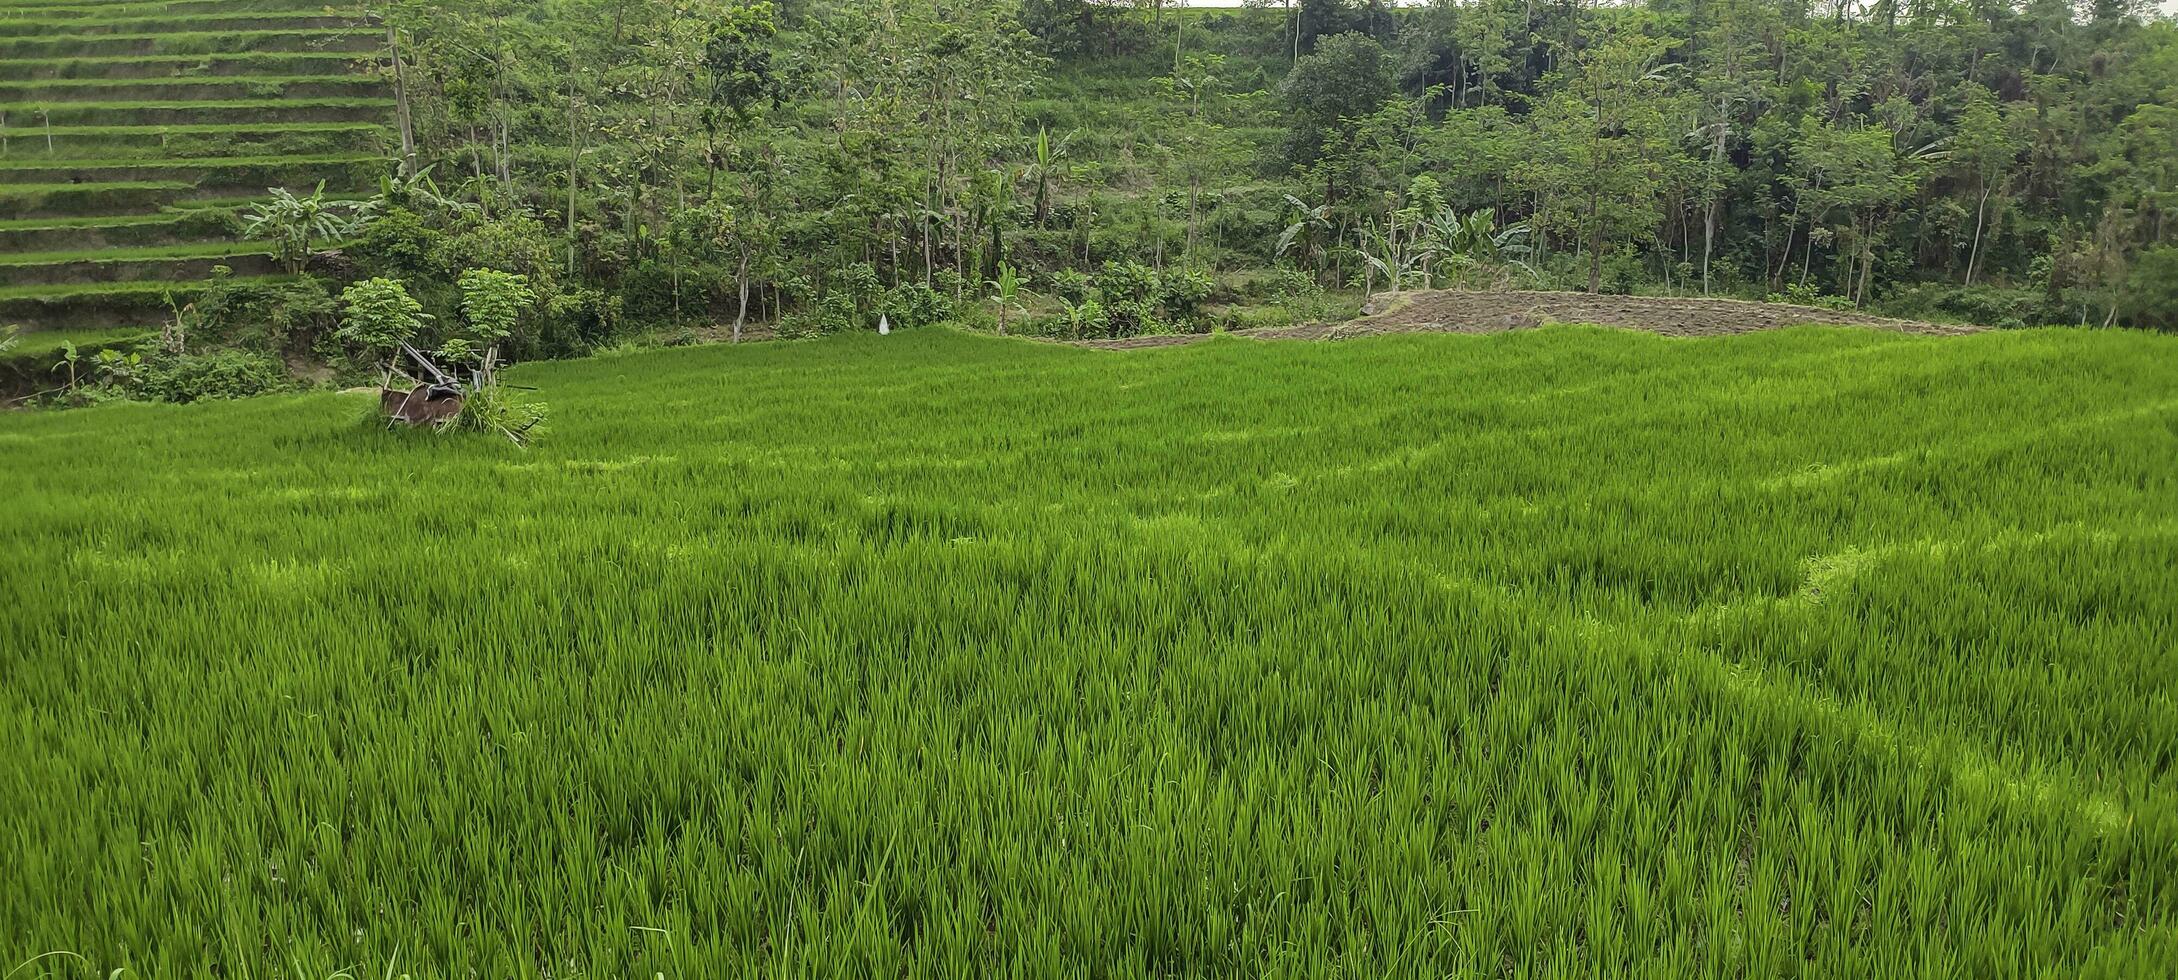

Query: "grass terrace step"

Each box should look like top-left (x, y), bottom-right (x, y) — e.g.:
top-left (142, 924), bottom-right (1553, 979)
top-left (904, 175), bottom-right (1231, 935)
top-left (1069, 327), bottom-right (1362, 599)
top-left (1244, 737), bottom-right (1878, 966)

top-left (0, 152), bottom-right (389, 187)
top-left (0, 13), bottom-right (357, 37)
top-left (0, 276), bottom-right (299, 333)
top-left (0, 244), bottom-right (282, 286)
top-left (0, 177), bottom-right (372, 219)
top-left (0, 326), bottom-right (153, 357)
top-left (0, 323), bottom-right (158, 396)
top-left (0, 97), bottom-right (394, 127)
top-left (0, 238), bottom-right (259, 266)
top-left (0, 0), bottom-right (335, 18)
top-left (0, 210), bottom-right (235, 251)
top-left (0, 76), bottom-right (387, 103)
top-left (0, 52), bottom-right (371, 81)
top-left (0, 29), bottom-right (379, 58)
top-left (0, 121), bottom-right (390, 158)
top-left (0, 278), bottom-right (208, 332)
top-left (0, 179), bottom-right (184, 219)
top-left (170, 191), bottom-right (367, 211)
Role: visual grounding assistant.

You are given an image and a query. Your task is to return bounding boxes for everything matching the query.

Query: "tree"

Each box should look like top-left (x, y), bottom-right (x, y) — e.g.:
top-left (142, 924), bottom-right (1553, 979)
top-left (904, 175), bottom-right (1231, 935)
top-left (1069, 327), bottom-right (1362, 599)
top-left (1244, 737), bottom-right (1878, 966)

top-left (1949, 86), bottom-right (2023, 285)
top-left (1277, 31), bottom-right (1397, 167)
top-left (338, 278), bottom-right (433, 384)
top-left (1686, 0), bottom-right (1772, 294)
top-left (456, 268), bottom-right (537, 354)
top-left (2123, 246), bottom-right (2178, 329)
top-left (701, 1), bottom-right (782, 199)
top-left (1516, 33), bottom-right (1675, 294)
top-left (1297, 0), bottom-right (1356, 53)
top-left (1789, 120), bottom-right (1927, 304)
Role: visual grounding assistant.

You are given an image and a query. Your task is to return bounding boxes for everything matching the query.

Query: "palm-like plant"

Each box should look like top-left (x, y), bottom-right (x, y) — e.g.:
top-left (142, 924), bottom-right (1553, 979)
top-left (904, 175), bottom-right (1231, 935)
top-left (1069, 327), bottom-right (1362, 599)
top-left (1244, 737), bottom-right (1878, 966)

top-left (1422, 207), bottom-right (1538, 288)
top-left (242, 181), bottom-right (382, 274)
top-left (988, 262), bottom-right (1025, 335)
top-left (1361, 224), bottom-right (1431, 297)
top-left (1026, 126), bottom-right (1077, 229)
top-left (378, 164), bottom-right (482, 220)
top-left (1275, 194), bottom-right (1333, 281)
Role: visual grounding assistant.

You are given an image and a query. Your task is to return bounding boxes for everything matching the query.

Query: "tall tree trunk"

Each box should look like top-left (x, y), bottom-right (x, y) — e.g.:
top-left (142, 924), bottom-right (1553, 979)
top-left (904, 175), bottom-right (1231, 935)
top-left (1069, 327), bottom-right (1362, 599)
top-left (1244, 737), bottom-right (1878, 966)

top-left (566, 68), bottom-right (580, 278)
top-left (733, 245), bottom-right (751, 343)
top-left (1703, 99), bottom-right (1728, 295)
top-left (1965, 184), bottom-right (1990, 286)
top-left (388, 25), bottom-right (416, 173)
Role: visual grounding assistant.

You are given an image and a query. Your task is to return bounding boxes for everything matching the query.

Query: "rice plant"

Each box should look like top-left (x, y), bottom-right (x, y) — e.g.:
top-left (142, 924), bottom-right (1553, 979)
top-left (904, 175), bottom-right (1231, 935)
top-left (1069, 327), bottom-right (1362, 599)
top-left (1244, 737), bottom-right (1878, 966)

top-left (2, 326), bottom-right (2174, 977)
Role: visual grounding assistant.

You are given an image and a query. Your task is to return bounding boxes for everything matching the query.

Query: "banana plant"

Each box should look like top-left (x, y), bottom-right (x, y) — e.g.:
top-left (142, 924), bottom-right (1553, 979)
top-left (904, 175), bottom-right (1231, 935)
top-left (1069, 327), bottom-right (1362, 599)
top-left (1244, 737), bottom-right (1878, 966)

top-left (378, 164), bottom-right (481, 220)
top-left (1026, 126), bottom-right (1077, 229)
top-left (1360, 223), bottom-right (1432, 298)
top-left (241, 181), bottom-right (382, 274)
top-left (1422, 207), bottom-right (1538, 288)
top-left (51, 342), bottom-right (79, 394)
top-left (1055, 296), bottom-right (1107, 340)
top-left (1275, 194), bottom-right (1333, 281)
top-left (988, 262), bottom-right (1026, 335)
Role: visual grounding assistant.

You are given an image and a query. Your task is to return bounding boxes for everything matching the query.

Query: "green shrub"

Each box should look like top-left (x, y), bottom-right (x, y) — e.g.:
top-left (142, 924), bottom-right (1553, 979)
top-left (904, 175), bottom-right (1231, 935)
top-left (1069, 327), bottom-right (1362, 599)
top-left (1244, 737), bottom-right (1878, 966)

top-left (456, 268), bottom-right (537, 352)
top-left (1158, 268), bottom-right (1217, 328)
top-left (1879, 283), bottom-right (2073, 329)
top-left (139, 349), bottom-right (289, 403)
top-left (185, 272), bottom-right (337, 352)
top-left (2124, 247), bottom-right (2178, 331)
top-left (337, 278), bottom-right (432, 377)
top-left (883, 283), bottom-right (954, 330)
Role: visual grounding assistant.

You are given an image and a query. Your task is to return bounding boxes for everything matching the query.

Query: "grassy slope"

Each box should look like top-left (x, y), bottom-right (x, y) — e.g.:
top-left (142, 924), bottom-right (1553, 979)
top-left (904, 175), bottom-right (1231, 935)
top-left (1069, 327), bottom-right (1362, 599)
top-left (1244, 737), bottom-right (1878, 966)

top-left (2, 327), bottom-right (2174, 976)
top-left (0, 238), bottom-right (273, 264)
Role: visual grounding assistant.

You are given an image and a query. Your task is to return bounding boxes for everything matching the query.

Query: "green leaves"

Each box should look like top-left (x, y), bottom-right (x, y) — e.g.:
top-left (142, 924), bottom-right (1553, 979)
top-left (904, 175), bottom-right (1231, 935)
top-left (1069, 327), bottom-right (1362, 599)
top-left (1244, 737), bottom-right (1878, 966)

top-left (239, 181), bottom-right (382, 275)
top-left (335, 276), bottom-right (431, 368)
top-left (457, 267), bottom-right (537, 351)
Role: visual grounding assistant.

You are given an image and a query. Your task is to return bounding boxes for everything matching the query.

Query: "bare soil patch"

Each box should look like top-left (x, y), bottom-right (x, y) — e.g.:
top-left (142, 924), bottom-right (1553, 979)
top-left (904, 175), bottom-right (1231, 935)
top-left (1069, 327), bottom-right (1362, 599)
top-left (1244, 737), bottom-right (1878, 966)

top-left (1073, 290), bottom-right (1982, 350)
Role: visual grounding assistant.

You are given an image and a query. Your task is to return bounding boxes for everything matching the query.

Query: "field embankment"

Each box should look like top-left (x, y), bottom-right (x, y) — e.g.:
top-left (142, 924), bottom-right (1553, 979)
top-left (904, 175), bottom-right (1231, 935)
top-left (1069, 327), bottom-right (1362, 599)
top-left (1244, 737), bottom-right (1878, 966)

top-left (1085, 290), bottom-right (1983, 348)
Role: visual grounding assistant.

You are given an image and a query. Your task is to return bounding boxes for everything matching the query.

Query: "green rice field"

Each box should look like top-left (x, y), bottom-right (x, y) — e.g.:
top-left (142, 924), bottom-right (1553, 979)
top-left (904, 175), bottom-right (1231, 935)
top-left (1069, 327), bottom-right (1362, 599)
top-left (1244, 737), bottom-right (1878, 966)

top-left (3, 326), bottom-right (2175, 977)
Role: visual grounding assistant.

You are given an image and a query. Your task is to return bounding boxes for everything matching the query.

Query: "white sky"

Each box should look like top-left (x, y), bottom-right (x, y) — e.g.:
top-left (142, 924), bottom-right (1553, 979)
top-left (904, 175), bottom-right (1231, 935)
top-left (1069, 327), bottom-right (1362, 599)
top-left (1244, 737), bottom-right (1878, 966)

top-left (1180, 0), bottom-right (2177, 15)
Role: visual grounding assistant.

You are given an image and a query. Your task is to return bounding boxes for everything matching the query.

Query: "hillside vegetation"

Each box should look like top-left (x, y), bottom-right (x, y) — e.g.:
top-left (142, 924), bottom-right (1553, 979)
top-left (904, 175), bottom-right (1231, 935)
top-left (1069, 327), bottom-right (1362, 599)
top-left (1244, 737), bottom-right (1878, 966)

top-left (4, 0), bottom-right (2177, 407)
top-left (4, 326), bottom-right (2177, 975)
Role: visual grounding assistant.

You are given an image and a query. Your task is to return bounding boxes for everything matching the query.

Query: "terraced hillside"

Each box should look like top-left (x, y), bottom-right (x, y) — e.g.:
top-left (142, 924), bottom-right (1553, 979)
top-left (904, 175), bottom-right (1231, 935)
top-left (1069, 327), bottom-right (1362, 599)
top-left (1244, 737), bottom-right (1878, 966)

top-left (0, 0), bottom-right (388, 363)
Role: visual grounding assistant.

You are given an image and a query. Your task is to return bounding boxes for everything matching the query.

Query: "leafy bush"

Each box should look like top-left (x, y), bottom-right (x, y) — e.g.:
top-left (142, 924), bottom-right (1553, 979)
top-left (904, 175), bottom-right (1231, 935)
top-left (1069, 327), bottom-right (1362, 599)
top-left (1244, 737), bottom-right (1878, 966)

top-left (884, 283), bottom-right (954, 330)
top-left (1879, 283), bottom-right (2073, 329)
top-left (338, 278), bottom-right (433, 377)
top-left (1049, 269), bottom-right (1094, 304)
top-left (2124, 247), bottom-right (2178, 331)
top-left (139, 350), bottom-right (290, 404)
top-left (184, 272), bottom-right (337, 353)
top-left (778, 291), bottom-right (859, 339)
top-left (457, 269), bottom-right (538, 351)
top-left (346, 206), bottom-right (446, 285)
top-left (544, 287), bottom-right (623, 354)
top-left (1772, 282), bottom-right (1858, 312)
top-left (1158, 269), bottom-right (1217, 328)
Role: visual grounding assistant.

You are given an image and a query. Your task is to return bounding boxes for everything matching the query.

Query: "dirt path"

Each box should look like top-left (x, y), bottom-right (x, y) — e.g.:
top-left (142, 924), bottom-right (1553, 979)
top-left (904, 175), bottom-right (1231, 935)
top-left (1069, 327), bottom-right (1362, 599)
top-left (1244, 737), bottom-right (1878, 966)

top-left (1075, 290), bottom-right (1982, 350)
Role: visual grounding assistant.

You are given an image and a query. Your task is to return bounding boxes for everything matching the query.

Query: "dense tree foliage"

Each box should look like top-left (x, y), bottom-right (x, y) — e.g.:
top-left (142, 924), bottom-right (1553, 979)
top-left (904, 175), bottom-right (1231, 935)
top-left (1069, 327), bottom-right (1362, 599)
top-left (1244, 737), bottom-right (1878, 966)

top-left (333, 0), bottom-right (2175, 354)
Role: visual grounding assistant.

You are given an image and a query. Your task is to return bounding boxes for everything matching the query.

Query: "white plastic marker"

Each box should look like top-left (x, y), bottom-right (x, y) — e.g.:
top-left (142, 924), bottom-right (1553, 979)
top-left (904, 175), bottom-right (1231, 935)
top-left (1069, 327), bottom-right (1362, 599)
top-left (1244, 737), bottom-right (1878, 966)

top-left (878, 313), bottom-right (891, 336)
